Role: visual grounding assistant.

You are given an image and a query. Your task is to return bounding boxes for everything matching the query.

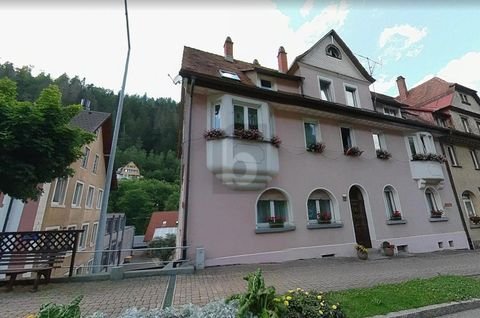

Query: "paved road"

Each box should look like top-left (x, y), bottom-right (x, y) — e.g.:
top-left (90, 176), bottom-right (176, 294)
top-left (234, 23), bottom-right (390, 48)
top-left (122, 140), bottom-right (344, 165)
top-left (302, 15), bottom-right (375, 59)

top-left (439, 308), bottom-right (480, 318)
top-left (2, 250), bottom-right (480, 317)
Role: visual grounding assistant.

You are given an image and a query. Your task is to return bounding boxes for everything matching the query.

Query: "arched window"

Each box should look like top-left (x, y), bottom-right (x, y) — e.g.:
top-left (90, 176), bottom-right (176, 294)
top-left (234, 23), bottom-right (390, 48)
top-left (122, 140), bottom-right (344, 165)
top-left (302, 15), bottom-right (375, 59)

top-left (384, 186), bottom-right (401, 220)
top-left (462, 191), bottom-right (477, 217)
top-left (307, 189), bottom-right (338, 223)
top-left (256, 189), bottom-right (290, 227)
top-left (326, 45), bottom-right (341, 59)
top-left (425, 187), bottom-right (443, 217)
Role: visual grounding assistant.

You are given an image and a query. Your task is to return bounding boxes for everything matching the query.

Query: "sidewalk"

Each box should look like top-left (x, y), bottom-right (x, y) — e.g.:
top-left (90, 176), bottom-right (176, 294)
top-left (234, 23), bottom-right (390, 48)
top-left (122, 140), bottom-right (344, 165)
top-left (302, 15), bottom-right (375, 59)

top-left (1, 250), bottom-right (480, 317)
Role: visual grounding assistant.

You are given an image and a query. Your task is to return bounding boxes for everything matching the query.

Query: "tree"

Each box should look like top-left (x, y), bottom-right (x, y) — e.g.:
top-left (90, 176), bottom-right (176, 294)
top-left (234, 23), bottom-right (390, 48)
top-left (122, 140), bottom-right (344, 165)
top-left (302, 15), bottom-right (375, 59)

top-left (0, 78), bottom-right (95, 200)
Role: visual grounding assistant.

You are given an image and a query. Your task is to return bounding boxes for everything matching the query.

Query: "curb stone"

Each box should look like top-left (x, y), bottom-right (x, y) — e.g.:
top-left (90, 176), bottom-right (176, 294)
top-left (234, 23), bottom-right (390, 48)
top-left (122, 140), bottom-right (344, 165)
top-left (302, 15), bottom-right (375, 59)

top-left (369, 298), bottom-right (480, 317)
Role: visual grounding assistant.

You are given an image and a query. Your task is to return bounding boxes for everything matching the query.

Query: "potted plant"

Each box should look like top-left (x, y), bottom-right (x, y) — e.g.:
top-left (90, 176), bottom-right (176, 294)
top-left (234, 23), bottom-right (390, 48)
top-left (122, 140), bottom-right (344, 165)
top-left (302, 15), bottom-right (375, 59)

top-left (390, 211), bottom-right (402, 221)
top-left (203, 128), bottom-right (226, 140)
top-left (267, 216), bottom-right (285, 228)
top-left (470, 216), bottom-right (480, 225)
top-left (270, 136), bottom-right (281, 148)
top-left (306, 142), bottom-right (326, 153)
top-left (344, 146), bottom-right (363, 157)
top-left (381, 241), bottom-right (395, 257)
top-left (355, 244), bottom-right (368, 260)
top-left (317, 211), bottom-right (332, 224)
top-left (431, 210), bottom-right (444, 218)
top-left (234, 128), bottom-right (264, 141)
top-left (376, 149), bottom-right (392, 160)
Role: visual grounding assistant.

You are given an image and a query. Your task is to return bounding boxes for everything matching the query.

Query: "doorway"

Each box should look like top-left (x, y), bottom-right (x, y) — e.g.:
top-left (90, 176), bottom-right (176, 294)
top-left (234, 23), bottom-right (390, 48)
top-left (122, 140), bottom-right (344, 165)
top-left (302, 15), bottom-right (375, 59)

top-left (349, 186), bottom-right (372, 248)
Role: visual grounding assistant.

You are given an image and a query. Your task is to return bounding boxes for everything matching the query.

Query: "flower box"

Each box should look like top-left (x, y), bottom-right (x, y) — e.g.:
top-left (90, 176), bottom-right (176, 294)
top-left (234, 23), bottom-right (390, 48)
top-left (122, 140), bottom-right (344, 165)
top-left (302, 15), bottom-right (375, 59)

top-left (203, 129), bottom-right (226, 140)
top-left (390, 211), bottom-right (402, 220)
top-left (431, 210), bottom-right (444, 218)
top-left (376, 149), bottom-right (392, 160)
top-left (412, 153), bottom-right (446, 163)
top-left (306, 142), bottom-right (326, 153)
top-left (317, 211), bottom-right (332, 224)
top-left (344, 146), bottom-right (363, 157)
top-left (270, 136), bottom-right (281, 148)
top-left (470, 216), bottom-right (480, 225)
top-left (234, 128), bottom-right (263, 141)
top-left (267, 216), bottom-right (285, 228)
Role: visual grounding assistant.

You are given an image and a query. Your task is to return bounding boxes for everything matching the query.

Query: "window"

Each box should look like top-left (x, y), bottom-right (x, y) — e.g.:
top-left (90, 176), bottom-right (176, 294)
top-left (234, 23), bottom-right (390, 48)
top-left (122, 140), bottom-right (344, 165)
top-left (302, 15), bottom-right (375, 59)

top-left (372, 133), bottom-right (385, 151)
top-left (304, 121), bottom-right (318, 147)
top-left (52, 178), bottom-right (68, 205)
top-left (72, 182), bottom-right (84, 207)
top-left (409, 133), bottom-right (436, 155)
top-left (476, 122), bottom-right (480, 134)
top-left (383, 107), bottom-right (397, 117)
top-left (234, 104), bottom-right (259, 130)
top-left (307, 190), bottom-right (337, 223)
top-left (256, 189), bottom-right (290, 227)
top-left (446, 146), bottom-right (459, 166)
top-left (325, 44), bottom-right (341, 59)
top-left (435, 116), bottom-right (448, 128)
top-left (471, 150), bottom-right (480, 169)
top-left (384, 186), bottom-right (400, 219)
top-left (85, 186), bottom-right (95, 209)
top-left (259, 79), bottom-right (275, 90)
top-left (461, 117), bottom-right (471, 133)
top-left (90, 223), bottom-right (98, 246)
top-left (81, 147), bottom-right (90, 169)
top-left (210, 104), bottom-right (221, 129)
top-left (341, 127), bottom-right (353, 152)
top-left (219, 69), bottom-right (240, 81)
top-left (92, 154), bottom-right (99, 174)
top-left (425, 188), bottom-right (441, 213)
top-left (462, 192), bottom-right (477, 217)
top-left (319, 79), bottom-right (333, 102)
top-left (96, 189), bottom-right (104, 209)
top-left (460, 93), bottom-right (470, 105)
top-left (79, 224), bottom-right (89, 249)
top-left (344, 86), bottom-right (359, 107)
top-left (67, 225), bottom-right (77, 231)
top-left (407, 136), bottom-right (417, 156)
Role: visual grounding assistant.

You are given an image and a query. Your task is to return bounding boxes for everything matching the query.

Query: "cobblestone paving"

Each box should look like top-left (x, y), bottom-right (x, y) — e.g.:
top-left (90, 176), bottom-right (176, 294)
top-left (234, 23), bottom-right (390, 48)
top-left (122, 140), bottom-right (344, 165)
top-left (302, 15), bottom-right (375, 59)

top-left (174, 250), bottom-right (480, 306)
top-left (0, 276), bottom-right (168, 318)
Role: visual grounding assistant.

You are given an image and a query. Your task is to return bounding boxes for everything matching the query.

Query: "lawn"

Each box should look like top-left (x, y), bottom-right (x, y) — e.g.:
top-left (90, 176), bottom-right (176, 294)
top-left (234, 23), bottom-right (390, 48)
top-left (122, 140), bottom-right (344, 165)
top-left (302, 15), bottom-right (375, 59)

top-left (326, 275), bottom-right (480, 318)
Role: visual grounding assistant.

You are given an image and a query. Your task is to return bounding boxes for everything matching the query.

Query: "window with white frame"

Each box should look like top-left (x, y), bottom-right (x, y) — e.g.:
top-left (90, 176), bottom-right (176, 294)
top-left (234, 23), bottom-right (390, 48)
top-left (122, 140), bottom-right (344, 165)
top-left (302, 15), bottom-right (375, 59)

top-left (325, 44), bottom-right (341, 59)
top-left (52, 178), bottom-right (68, 205)
top-left (211, 103), bottom-right (221, 129)
top-left (425, 187), bottom-right (442, 214)
top-left (462, 191), bottom-right (477, 217)
top-left (461, 117), bottom-right (471, 133)
top-left (383, 107), bottom-right (397, 117)
top-left (407, 136), bottom-right (417, 156)
top-left (304, 121), bottom-right (319, 147)
top-left (92, 154), bottom-right (99, 174)
top-left (90, 223), bottom-right (98, 246)
top-left (460, 93), bottom-right (470, 104)
top-left (85, 186), bottom-right (95, 209)
top-left (234, 104), bottom-right (259, 130)
top-left (344, 85), bottom-right (359, 107)
top-left (256, 189), bottom-right (290, 227)
top-left (446, 146), bottom-right (459, 166)
top-left (96, 189), bottom-right (104, 209)
top-left (372, 133), bottom-right (386, 151)
top-left (72, 182), bottom-right (84, 207)
top-left (319, 78), bottom-right (333, 102)
top-left (79, 224), bottom-right (89, 249)
top-left (307, 189), bottom-right (337, 223)
top-left (81, 147), bottom-right (90, 169)
top-left (435, 116), bottom-right (448, 128)
top-left (470, 150), bottom-right (480, 169)
top-left (341, 127), bottom-right (354, 152)
top-left (384, 186), bottom-right (401, 219)
top-left (407, 133), bottom-right (436, 158)
top-left (258, 77), bottom-right (276, 91)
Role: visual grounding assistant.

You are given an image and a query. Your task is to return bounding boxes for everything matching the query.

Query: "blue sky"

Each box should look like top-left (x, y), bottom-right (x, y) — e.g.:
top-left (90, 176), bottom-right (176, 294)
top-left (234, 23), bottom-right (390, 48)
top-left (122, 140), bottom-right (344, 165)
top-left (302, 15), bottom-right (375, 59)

top-left (0, 1), bottom-right (478, 101)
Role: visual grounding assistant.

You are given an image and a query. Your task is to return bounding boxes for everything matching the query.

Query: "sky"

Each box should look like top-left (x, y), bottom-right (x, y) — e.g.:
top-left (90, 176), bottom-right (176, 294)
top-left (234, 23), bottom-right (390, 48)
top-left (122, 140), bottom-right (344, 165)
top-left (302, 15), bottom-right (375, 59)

top-left (1, 0), bottom-right (479, 102)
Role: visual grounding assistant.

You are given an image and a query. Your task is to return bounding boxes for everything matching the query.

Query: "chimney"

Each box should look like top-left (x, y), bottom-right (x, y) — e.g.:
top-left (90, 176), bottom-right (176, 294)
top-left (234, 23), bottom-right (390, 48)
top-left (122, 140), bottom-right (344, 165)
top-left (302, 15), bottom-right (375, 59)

top-left (224, 36), bottom-right (233, 62)
top-left (277, 46), bottom-right (288, 73)
top-left (396, 76), bottom-right (408, 100)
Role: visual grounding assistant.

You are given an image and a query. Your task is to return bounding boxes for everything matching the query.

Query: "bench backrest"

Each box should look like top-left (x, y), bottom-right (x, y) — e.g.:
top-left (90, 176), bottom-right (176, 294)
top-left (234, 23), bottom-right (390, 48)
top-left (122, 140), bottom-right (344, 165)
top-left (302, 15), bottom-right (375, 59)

top-left (0, 252), bottom-right (66, 268)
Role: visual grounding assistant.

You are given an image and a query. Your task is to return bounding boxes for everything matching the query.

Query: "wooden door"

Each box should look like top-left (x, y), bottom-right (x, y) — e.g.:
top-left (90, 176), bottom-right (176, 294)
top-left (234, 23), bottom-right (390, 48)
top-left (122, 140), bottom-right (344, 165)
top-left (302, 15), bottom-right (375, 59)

top-left (349, 186), bottom-right (372, 248)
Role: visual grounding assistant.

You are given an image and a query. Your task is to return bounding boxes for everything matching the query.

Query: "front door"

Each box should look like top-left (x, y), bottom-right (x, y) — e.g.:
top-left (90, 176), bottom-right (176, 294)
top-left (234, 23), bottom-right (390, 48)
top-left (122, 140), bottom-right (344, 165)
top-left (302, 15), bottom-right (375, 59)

top-left (349, 186), bottom-right (372, 248)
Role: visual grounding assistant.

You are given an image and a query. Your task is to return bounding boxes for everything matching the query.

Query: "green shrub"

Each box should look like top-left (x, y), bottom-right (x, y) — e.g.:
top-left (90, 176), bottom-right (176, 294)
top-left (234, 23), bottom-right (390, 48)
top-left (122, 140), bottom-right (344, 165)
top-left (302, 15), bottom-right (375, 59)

top-left (37, 295), bottom-right (83, 318)
top-left (281, 289), bottom-right (345, 318)
top-left (148, 233), bottom-right (176, 261)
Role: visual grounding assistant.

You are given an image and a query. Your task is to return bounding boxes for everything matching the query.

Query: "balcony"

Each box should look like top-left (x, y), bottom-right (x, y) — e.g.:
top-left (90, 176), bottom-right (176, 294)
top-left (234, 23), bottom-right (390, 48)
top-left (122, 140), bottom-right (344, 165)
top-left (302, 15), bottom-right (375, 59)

top-left (409, 160), bottom-right (445, 189)
top-left (206, 137), bottom-right (279, 190)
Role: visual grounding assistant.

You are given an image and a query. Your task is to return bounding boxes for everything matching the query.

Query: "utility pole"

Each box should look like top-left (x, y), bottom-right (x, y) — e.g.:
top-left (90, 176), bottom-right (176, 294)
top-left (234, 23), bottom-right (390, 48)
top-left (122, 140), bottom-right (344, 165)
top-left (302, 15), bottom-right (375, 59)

top-left (93, 0), bottom-right (131, 272)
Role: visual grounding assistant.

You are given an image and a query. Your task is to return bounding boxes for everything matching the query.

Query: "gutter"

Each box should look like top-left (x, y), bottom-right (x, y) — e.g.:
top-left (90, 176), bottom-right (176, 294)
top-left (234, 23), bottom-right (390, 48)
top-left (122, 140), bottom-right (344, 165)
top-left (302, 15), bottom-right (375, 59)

top-left (181, 77), bottom-right (195, 260)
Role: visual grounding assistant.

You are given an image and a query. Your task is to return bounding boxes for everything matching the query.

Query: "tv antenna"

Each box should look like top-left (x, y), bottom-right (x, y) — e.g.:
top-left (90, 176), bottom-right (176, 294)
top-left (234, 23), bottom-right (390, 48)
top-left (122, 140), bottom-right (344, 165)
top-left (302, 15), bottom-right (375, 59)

top-left (168, 74), bottom-right (182, 85)
top-left (355, 53), bottom-right (382, 77)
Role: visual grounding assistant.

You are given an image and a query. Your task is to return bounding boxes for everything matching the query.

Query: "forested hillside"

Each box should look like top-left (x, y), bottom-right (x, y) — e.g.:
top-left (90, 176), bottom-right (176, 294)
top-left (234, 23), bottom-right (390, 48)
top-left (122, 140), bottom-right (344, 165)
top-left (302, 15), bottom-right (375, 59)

top-left (0, 62), bottom-right (180, 233)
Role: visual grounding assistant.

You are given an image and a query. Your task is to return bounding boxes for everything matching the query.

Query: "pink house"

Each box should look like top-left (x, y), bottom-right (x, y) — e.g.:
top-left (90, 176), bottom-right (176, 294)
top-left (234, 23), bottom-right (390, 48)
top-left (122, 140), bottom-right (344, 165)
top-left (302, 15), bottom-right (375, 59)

top-left (177, 30), bottom-right (469, 267)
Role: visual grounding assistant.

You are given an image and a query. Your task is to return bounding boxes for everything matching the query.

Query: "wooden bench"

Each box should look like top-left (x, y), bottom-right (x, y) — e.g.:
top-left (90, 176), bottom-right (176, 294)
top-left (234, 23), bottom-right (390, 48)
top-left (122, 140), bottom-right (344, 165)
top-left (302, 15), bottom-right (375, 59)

top-left (0, 230), bottom-right (82, 291)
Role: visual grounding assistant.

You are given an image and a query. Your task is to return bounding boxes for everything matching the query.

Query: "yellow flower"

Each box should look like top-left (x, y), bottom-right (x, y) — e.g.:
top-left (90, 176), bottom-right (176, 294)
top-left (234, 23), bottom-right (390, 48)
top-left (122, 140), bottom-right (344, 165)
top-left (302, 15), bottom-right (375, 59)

top-left (286, 296), bottom-right (292, 300)
top-left (296, 287), bottom-right (302, 291)
top-left (305, 291), bottom-right (309, 295)
top-left (284, 300), bottom-right (289, 306)
top-left (321, 301), bottom-right (325, 306)
top-left (317, 295), bottom-right (322, 300)
top-left (273, 298), bottom-right (280, 302)
top-left (319, 310), bottom-right (323, 315)
top-left (332, 305), bottom-right (337, 310)
top-left (288, 289), bottom-right (294, 293)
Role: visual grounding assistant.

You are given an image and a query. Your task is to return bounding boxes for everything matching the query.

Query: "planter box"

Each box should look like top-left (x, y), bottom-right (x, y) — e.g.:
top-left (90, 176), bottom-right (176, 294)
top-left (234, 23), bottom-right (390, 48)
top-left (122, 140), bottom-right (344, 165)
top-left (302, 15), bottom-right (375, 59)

top-left (269, 223), bottom-right (284, 228)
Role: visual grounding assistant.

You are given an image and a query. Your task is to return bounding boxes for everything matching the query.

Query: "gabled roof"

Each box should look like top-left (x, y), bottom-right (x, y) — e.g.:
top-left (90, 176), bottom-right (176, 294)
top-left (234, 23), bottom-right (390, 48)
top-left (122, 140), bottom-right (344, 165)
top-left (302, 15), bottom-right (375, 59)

top-left (144, 211), bottom-right (178, 242)
top-left (70, 110), bottom-right (110, 133)
top-left (288, 29), bottom-right (375, 83)
top-left (371, 92), bottom-right (405, 108)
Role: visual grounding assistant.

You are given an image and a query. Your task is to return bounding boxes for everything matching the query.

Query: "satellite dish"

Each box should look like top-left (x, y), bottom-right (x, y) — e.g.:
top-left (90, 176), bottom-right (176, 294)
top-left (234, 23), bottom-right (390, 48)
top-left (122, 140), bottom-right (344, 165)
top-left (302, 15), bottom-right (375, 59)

top-left (168, 74), bottom-right (182, 85)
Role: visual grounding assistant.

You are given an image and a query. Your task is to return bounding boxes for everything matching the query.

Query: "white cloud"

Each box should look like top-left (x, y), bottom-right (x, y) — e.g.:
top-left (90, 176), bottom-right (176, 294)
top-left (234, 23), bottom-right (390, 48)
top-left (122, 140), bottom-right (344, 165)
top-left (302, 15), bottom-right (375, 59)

top-left (379, 24), bottom-right (427, 61)
top-left (0, 1), bottom-right (349, 101)
top-left (437, 52), bottom-right (480, 92)
top-left (300, 0), bottom-right (315, 18)
top-left (370, 75), bottom-right (397, 95)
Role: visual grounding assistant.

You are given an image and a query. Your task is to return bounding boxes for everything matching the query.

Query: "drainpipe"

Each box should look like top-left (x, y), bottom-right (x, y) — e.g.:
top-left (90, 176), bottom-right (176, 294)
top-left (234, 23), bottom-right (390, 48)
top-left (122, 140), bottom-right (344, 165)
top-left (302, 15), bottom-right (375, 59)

top-left (2, 196), bottom-right (14, 232)
top-left (182, 77), bottom-right (195, 260)
top-left (440, 142), bottom-right (474, 250)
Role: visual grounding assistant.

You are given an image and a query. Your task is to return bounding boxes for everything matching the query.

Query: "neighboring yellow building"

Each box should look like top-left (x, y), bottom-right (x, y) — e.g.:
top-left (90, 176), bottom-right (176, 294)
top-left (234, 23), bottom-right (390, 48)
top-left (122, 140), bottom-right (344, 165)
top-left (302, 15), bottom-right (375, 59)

top-left (116, 161), bottom-right (141, 180)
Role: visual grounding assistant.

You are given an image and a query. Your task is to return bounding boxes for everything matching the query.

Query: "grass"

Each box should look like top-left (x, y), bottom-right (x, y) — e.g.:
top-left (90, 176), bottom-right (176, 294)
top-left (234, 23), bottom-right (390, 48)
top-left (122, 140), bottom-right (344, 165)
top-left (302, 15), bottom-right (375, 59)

top-left (326, 275), bottom-right (480, 318)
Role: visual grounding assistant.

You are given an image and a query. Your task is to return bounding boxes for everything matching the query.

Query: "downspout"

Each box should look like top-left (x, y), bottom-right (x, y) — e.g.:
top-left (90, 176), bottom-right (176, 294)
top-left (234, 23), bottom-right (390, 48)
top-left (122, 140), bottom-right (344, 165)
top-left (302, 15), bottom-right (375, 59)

top-left (440, 142), bottom-right (474, 250)
top-left (2, 196), bottom-right (14, 232)
top-left (182, 77), bottom-right (195, 260)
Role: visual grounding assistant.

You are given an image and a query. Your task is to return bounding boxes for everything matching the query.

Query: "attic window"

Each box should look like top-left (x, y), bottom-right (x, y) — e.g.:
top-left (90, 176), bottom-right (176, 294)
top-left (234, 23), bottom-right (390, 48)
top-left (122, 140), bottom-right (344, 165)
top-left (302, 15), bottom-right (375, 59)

top-left (219, 69), bottom-right (240, 81)
top-left (326, 44), bottom-right (341, 59)
top-left (260, 79), bottom-right (272, 89)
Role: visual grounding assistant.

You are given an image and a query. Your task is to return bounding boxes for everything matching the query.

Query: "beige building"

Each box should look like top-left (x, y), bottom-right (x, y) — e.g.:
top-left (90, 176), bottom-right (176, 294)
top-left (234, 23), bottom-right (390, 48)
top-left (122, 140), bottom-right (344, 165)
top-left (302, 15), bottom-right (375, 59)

top-left (397, 77), bottom-right (480, 248)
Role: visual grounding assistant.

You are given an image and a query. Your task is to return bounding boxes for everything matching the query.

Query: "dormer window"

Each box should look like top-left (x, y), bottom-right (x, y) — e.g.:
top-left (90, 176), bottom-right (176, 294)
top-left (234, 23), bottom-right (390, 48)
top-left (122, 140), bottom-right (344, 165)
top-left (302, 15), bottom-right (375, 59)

top-left (383, 107), bottom-right (397, 117)
top-left (326, 44), bottom-right (341, 59)
top-left (258, 77), bottom-right (276, 91)
top-left (460, 93), bottom-right (470, 105)
top-left (260, 79), bottom-right (272, 89)
top-left (219, 69), bottom-right (240, 81)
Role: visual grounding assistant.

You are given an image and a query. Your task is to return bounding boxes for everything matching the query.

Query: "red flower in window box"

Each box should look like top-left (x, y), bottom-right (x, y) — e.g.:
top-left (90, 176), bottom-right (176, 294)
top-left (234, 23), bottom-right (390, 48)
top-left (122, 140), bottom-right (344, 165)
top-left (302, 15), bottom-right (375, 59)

top-left (344, 146), bottom-right (363, 157)
top-left (391, 211), bottom-right (402, 220)
top-left (203, 129), bottom-right (226, 140)
top-left (306, 142), bottom-right (326, 153)
top-left (317, 211), bottom-right (332, 224)
top-left (234, 128), bottom-right (263, 141)
top-left (266, 216), bottom-right (285, 228)
top-left (431, 210), bottom-right (444, 218)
